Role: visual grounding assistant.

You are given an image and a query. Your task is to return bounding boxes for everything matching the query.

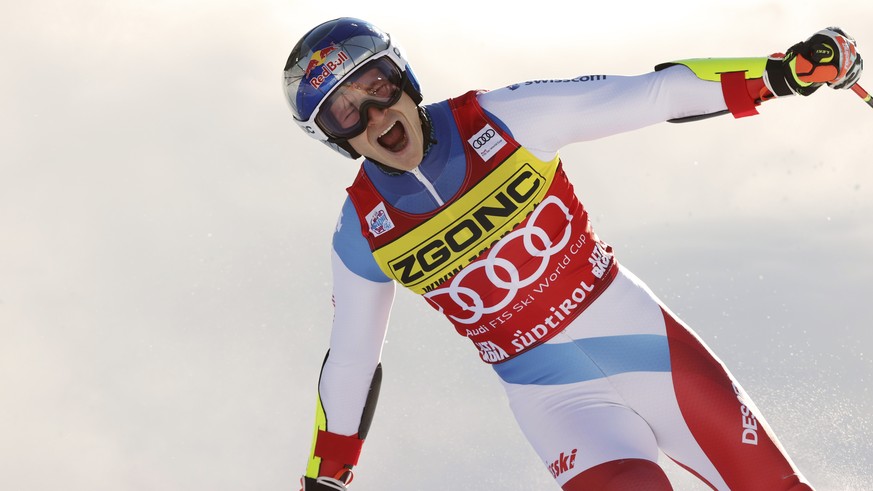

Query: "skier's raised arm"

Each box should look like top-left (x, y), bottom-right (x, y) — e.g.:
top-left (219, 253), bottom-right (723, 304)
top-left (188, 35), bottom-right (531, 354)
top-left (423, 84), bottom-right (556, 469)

top-left (478, 28), bottom-right (862, 158)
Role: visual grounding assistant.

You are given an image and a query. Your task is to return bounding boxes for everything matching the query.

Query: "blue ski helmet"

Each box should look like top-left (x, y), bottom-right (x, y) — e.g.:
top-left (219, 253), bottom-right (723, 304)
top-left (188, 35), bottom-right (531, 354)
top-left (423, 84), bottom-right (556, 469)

top-left (283, 18), bottom-right (423, 159)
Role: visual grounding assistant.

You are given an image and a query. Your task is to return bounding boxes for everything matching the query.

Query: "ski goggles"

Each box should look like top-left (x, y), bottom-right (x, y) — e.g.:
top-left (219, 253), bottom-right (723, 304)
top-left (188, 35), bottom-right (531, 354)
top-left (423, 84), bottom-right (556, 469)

top-left (315, 56), bottom-right (405, 140)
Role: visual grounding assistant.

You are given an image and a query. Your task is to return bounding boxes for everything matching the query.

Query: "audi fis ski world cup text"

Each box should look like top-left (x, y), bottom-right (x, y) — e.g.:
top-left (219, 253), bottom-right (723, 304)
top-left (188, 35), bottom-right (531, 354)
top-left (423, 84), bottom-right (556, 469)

top-left (507, 243), bottom-right (611, 355)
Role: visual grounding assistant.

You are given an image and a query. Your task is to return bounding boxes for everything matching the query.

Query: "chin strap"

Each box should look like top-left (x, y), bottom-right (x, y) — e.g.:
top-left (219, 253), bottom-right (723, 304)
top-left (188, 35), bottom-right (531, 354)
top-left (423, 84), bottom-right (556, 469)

top-left (420, 106), bottom-right (438, 151)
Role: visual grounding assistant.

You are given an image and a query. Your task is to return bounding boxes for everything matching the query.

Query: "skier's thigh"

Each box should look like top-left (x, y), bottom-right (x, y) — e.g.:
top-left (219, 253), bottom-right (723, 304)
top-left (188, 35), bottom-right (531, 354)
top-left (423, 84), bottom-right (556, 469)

top-left (504, 380), bottom-right (661, 487)
top-left (562, 458), bottom-right (672, 491)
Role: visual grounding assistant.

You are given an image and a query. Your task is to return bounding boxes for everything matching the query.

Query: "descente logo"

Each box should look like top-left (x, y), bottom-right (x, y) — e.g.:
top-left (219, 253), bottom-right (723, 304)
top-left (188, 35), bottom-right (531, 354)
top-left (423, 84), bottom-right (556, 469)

top-left (732, 382), bottom-right (759, 445)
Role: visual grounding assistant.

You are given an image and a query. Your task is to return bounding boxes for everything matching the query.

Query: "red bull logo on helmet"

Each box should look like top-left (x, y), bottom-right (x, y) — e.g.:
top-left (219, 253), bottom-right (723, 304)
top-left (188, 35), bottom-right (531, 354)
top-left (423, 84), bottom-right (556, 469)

top-left (305, 44), bottom-right (350, 90)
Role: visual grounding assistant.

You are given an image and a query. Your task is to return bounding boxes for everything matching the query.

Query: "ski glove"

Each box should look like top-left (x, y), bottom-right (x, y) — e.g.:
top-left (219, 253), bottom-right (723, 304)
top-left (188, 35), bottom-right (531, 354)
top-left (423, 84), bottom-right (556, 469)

top-left (300, 475), bottom-right (350, 491)
top-left (768, 27), bottom-right (863, 96)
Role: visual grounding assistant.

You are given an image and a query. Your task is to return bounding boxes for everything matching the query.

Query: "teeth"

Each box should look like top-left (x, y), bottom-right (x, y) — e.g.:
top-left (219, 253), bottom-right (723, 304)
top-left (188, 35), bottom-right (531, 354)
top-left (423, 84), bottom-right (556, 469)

top-left (379, 121), bottom-right (396, 138)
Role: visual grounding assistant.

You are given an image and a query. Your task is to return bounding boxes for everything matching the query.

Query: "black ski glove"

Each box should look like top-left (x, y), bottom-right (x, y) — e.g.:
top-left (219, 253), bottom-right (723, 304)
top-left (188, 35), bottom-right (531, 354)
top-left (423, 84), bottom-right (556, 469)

top-left (767, 27), bottom-right (863, 96)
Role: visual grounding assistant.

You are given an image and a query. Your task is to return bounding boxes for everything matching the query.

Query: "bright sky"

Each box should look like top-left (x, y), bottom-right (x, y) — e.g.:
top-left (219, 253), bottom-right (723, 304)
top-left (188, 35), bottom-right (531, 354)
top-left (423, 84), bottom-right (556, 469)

top-left (1, 1), bottom-right (872, 490)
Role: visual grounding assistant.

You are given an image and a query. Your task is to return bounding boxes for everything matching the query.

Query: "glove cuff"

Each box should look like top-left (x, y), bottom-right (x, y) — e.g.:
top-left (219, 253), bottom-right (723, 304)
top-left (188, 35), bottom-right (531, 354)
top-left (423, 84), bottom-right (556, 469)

top-left (301, 474), bottom-right (353, 491)
top-left (764, 55), bottom-right (797, 97)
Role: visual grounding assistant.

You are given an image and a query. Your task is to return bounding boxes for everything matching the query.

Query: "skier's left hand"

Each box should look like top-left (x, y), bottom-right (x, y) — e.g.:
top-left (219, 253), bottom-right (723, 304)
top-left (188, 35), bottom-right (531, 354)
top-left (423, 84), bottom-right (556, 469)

top-left (773, 27), bottom-right (863, 96)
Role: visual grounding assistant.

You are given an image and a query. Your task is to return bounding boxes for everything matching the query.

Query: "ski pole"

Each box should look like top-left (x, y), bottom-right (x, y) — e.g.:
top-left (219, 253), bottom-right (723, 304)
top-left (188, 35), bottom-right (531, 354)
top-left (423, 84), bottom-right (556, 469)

top-left (851, 83), bottom-right (873, 109)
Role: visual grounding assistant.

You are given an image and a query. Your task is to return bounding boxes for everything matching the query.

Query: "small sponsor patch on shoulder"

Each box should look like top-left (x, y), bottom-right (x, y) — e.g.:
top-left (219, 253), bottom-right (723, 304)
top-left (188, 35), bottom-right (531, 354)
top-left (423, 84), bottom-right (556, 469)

top-left (366, 202), bottom-right (394, 237)
top-left (468, 124), bottom-right (506, 161)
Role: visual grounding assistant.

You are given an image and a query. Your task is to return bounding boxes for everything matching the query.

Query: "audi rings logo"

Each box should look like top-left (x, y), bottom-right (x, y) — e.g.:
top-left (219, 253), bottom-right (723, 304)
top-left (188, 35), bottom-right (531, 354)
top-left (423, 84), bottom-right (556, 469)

top-left (468, 124), bottom-right (507, 161)
top-left (424, 195), bottom-right (573, 325)
top-left (472, 129), bottom-right (496, 149)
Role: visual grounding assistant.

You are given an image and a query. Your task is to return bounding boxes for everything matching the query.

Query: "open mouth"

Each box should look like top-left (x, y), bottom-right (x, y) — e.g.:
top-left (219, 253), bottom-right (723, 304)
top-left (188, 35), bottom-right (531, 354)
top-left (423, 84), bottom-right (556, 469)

top-left (376, 121), bottom-right (409, 153)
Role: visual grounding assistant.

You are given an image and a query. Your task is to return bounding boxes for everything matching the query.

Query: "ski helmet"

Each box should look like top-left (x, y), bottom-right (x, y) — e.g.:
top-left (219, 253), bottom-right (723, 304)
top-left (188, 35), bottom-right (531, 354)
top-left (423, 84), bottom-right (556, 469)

top-left (283, 18), bottom-right (423, 159)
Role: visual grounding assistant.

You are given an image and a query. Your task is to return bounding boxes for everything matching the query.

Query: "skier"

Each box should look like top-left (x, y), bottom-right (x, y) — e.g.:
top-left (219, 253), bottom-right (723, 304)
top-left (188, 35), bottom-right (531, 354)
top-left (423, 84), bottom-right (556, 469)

top-left (283, 17), bottom-right (863, 490)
